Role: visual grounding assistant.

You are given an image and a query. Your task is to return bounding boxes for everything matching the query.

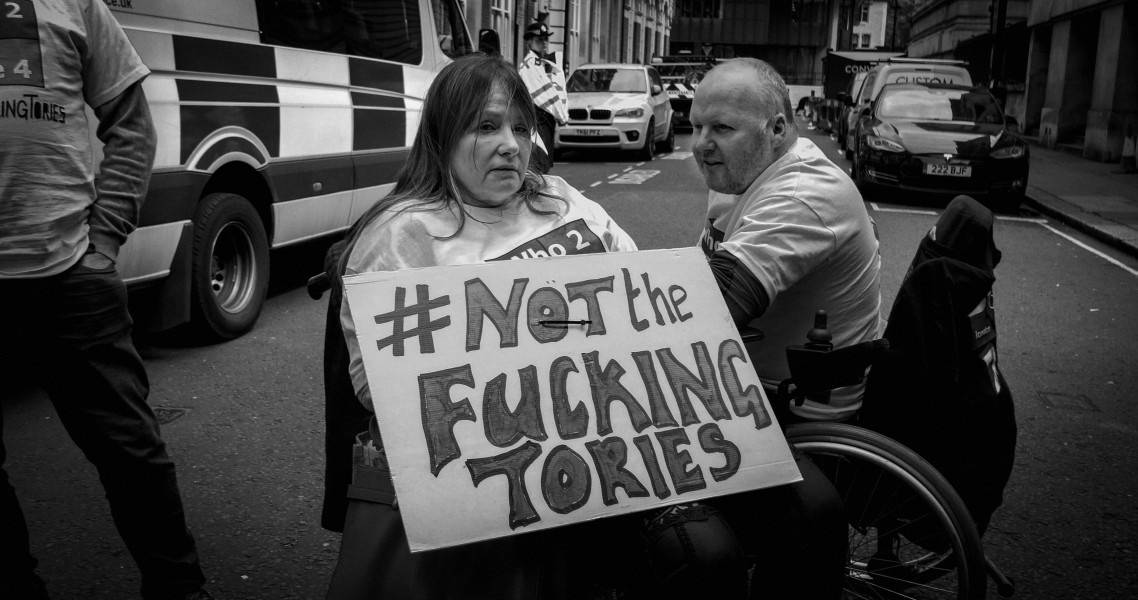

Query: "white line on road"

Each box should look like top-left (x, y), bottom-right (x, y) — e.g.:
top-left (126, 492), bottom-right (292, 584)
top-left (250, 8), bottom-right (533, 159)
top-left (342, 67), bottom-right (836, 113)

top-left (996, 216), bottom-right (1048, 223)
top-left (1040, 223), bottom-right (1138, 277)
top-left (869, 202), bottom-right (938, 215)
top-left (623, 166), bottom-right (633, 172)
top-left (590, 181), bottom-right (602, 188)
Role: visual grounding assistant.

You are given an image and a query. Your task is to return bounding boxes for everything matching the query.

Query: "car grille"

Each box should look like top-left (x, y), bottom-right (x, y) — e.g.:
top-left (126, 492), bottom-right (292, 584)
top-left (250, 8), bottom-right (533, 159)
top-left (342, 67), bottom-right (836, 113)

top-left (568, 108), bottom-right (612, 121)
top-left (560, 134), bottom-right (622, 144)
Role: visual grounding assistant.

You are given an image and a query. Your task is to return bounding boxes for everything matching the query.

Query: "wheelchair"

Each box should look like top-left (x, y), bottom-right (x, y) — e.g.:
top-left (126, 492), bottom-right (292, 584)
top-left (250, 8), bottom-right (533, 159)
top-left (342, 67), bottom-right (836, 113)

top-left (308, 197), bottom-right (1017, 598)
top-left (752, 313), bottom-right (1016, 600)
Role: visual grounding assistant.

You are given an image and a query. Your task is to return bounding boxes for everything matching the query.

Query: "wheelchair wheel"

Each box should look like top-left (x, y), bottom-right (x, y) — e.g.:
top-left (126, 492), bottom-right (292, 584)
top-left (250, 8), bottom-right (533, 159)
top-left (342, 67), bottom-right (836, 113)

top-left (785, 422), bottom-right (987, 600)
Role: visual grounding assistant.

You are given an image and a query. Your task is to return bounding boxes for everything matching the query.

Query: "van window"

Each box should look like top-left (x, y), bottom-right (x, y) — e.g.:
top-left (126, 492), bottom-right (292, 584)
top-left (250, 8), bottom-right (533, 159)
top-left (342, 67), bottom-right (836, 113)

top-left (859, 73), bottom-right (876, 103)
top-left (256, 0), bottom-right (424, 65)
top-left (431, 0), bottom-right (473, 58)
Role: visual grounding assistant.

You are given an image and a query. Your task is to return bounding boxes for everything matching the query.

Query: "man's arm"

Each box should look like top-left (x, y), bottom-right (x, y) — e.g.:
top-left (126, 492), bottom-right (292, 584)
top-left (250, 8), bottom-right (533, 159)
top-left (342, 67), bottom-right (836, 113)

top-left (708, 248), bottom-right (770, 325)
top-left (89, 80), bottom-right (156, 261)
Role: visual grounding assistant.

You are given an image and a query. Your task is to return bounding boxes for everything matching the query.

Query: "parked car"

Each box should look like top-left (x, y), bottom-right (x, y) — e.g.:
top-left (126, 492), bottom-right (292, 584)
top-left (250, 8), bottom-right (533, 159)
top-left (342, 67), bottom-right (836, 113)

top-left (851, 83), bottom-right (1029, 210)
top-left (837, 71), bottom-right (869, 157)
top-left (845, 58), bottom-right (973, 161)
top-left (554, 64), bottom-right (675, 160)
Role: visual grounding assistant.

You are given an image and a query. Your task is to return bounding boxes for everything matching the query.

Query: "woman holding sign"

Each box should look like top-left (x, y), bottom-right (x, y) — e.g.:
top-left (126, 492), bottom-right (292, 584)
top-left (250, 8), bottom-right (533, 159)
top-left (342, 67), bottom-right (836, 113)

top-left (326, 53), bottom-right (644, 599)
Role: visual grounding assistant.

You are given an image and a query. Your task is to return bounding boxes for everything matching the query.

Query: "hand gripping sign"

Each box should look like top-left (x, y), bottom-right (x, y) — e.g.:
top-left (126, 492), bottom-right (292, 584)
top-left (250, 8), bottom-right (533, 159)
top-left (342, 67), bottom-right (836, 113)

top-left (344, 248), bottom-right (801, 552)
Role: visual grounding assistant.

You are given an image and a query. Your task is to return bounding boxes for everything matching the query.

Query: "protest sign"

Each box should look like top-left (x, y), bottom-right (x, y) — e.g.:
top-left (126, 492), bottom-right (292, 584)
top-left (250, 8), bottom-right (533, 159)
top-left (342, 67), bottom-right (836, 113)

top-left (343, 247), bottom-right (800, 552)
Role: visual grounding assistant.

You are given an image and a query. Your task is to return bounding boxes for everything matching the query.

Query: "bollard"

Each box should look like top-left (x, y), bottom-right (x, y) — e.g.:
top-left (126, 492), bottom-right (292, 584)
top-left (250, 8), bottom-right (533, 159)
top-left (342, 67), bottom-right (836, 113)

top-left (1117, 124), bottom-right (1136, 175)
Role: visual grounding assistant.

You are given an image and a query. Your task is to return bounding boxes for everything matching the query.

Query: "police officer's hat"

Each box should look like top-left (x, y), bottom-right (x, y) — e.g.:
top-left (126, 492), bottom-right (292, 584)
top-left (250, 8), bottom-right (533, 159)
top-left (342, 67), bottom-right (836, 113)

top-left (524, 22), bottom-right (553, 40)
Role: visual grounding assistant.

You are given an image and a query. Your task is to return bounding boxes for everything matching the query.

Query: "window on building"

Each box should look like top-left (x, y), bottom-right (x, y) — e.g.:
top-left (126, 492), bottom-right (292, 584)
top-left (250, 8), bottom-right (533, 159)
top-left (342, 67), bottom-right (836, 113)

top-left (860, 2), bottom-right (870, 24)
top-left (861, 33), bottom-right (871, 48)
top-left (258, 0), bottom-right (426, 64)
top-left (490, 0), bottom-right (511, 57)
top-left (679, 0), bottom-right (720, 19)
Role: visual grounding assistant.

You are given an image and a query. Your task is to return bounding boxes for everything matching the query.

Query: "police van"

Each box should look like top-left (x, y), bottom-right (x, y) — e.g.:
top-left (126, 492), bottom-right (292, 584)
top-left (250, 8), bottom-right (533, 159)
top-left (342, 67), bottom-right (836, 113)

top-left (650, 55), bottom-right (716, 130)
top-left (100, 0), bottom-right (475, 339)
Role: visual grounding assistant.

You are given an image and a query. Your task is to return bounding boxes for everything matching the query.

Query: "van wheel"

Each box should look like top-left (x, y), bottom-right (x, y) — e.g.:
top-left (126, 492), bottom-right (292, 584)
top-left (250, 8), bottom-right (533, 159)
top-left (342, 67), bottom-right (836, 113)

top-left (190, 193), bottom-right (270, 341)
top-left (639, 119), bottom-right (656, 161)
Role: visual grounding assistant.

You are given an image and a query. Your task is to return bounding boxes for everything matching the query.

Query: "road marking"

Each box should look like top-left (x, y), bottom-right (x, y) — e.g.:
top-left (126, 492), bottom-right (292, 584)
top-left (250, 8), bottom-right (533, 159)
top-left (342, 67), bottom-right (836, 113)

top-left (623, 166), bottom-right (633, 172)
top-left (1040, 222), bottom-right (1138, 277)
top-left (607, 173), bottom-right (619, 179)
top-left (868, 200), bottom-right (1137, 276)
top-left (996, 216), bottom-right (1048, 223)
top-left (662, 151), bottom-right (693, 160)
top-left (610, 169), bottom-right (661, 185)
top-left (869, 202), bottom-right (938, 215)
top-left (590, 181), bottom-right (602, 188)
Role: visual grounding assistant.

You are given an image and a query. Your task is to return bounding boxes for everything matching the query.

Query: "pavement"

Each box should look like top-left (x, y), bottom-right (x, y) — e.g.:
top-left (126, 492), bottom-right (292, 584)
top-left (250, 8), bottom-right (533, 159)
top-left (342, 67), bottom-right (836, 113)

top-left (1021, 140), bottom-right (1138, 257)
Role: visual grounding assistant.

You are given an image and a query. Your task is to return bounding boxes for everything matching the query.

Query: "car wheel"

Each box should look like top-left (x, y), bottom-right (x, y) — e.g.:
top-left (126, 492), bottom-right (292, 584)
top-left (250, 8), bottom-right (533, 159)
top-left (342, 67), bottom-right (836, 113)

top-left (639, 119), bottom-right (656, 161)
top-left (1000, 190), bottom-right (1025, 214)
top-left (659, 121), bottom-right (676, 153)
top-left (190, 192), bottom-right (270, 341)
top-left (852, 151), bottom-right (873, 198)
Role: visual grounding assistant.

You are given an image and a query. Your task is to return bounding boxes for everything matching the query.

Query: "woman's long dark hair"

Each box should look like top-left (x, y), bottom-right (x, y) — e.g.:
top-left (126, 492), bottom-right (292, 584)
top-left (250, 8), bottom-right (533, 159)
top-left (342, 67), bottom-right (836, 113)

top-left (338, 53), bottom-right (558, 274)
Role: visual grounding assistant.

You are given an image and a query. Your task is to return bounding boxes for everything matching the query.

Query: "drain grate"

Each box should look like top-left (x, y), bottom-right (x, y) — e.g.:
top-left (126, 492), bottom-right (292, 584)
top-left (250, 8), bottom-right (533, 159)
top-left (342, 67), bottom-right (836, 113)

top-left (153, 407), bottom-right (190, 424)
top-left (1036, 391), bottom-right (1100, 412)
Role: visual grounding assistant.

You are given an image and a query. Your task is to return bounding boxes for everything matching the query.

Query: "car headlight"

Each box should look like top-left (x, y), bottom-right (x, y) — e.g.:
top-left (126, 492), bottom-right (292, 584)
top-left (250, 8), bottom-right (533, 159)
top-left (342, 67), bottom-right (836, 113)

top-left (991, 144), bottom-right (1025, 159)
top-left (865, 135), bottom-right (905, 153)
top-left (615, 107), bottom-right (644, 119)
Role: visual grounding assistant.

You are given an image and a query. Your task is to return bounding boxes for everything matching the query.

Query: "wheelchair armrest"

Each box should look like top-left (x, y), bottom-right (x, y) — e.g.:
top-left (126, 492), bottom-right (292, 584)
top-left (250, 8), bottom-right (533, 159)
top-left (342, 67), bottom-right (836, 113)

top-left (737, 326), bottom-right (764, 344)
top-left (785, 338), bottom-right (889, 396)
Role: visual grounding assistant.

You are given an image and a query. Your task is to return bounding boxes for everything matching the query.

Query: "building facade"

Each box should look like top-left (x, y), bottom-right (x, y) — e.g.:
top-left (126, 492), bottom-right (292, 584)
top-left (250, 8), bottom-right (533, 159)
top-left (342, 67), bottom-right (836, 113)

top-left (463, 0), bottom-right (674, 74)
top-left (1025, 0), bottom-right (1136, 162)
top-left (666, 0), bottom-right (832, 85)
top-left (852, 0), bottom-right (890, 49)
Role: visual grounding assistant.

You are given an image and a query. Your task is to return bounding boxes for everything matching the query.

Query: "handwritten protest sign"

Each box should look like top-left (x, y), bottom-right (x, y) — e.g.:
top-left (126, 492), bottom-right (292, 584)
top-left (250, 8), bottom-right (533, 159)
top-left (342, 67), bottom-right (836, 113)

top-left (344, 247), bottom-right (800, 552)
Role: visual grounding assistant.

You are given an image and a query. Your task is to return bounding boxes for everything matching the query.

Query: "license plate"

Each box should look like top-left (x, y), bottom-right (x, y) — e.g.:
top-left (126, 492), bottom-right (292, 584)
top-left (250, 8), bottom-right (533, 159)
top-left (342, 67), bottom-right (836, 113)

top-left (925, 163), bottom-right (972, 177)
top-left (575, 129), bottom-right (603, 136)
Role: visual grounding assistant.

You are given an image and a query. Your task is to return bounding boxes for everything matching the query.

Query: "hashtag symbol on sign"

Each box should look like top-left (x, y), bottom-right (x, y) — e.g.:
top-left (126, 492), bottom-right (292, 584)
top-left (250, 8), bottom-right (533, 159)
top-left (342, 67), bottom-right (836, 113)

top-left (373, 284), bottom-right (451, 356)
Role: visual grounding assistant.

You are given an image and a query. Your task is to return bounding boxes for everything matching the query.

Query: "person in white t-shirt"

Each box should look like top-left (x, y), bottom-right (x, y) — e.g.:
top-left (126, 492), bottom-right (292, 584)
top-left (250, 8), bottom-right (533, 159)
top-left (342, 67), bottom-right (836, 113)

top-left (681, 57), bottom-right (883, 600)
top-left (691, 58), bottom-right (884, 424)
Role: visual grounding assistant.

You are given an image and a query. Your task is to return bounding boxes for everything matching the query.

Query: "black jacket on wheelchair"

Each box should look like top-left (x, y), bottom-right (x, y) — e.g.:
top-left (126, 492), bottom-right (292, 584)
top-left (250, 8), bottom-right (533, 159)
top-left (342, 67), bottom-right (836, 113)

top-left (861, 195), bottom-right (1017, 534)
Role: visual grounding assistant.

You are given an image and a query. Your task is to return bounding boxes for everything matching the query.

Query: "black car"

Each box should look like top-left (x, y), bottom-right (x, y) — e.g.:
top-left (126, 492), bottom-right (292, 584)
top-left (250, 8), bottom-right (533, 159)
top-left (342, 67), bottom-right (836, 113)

top-left (852, 83), bottom-right (1029, 210)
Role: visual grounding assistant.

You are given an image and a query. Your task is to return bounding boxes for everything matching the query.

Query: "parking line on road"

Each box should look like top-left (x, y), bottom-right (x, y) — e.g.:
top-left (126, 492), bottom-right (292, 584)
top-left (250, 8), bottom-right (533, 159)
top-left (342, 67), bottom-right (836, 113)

top-left (590, 181), bottom-right (602, 188)
top-left (996, 216), bottom-right (1048, 223)
top-left (869, 202), bottom-right (938, 216)
top-left (1040, 222), bottom-right (1138, 277)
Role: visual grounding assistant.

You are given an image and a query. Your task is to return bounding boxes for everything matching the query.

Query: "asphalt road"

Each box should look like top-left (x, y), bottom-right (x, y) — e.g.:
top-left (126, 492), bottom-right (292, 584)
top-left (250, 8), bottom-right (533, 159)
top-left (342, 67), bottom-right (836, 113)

top-left (4, 125), bottom-right (1138, 599)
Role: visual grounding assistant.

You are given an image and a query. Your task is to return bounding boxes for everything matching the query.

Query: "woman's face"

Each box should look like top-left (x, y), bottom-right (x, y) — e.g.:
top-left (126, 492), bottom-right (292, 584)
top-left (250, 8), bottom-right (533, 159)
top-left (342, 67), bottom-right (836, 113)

top-left (451, 87), bottom-right (532, 208)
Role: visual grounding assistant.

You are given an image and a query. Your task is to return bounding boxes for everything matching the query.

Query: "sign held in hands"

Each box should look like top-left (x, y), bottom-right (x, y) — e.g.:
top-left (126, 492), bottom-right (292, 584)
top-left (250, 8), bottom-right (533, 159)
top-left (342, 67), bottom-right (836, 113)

top-left (344, 248), bottom-right (800, 552)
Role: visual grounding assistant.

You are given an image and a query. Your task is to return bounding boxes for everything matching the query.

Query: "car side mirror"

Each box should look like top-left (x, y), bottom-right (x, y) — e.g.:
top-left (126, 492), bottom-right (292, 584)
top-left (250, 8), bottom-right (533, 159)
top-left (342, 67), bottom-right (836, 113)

top-left (651, 84), bottom-right (663, 96)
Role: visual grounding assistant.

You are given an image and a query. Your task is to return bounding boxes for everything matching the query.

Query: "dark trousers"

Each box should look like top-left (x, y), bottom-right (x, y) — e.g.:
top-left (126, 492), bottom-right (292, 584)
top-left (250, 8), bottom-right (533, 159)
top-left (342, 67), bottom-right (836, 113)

top-left (0, 259), bottom-right (205, 599)
top-left (531, 107), bottom-right (557, 174)
top-left (327, 441), bottom-right (845, 599)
